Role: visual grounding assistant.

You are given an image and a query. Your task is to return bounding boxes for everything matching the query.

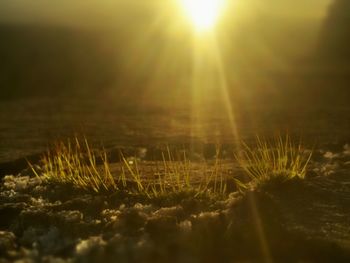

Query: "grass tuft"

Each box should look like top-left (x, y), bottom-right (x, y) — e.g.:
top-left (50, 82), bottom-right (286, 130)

top-left (120, 145), bottom-right (229, 199)
top-left (29, 139), bottom-right (233, 198)
top-left (28, 134), bottom-right (311, 197)
top-left (235, 135), bottom-right (312, 186)
top-left (28, 137), bottom-right (116, 193)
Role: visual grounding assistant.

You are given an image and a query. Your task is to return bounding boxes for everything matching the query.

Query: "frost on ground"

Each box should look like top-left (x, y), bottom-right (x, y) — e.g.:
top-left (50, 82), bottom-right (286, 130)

top-left (1, 144), bottom-right (350, 262)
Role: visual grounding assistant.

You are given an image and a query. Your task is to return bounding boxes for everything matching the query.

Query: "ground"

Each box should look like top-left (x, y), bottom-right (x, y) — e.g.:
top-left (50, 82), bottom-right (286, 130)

top-left (1, 95), bottom-right (350, 262)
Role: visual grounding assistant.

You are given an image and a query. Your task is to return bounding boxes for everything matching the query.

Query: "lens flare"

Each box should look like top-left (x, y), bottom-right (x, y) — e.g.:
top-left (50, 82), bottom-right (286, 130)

top-left (180, 0), bottom-right (226, 32)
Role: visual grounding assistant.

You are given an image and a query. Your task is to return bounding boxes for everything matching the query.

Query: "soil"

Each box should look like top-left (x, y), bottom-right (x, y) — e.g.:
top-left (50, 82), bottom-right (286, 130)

top-left (1, 96), bottom-right (350, 262)
top-left (1, 144), bottom-right (350, 262)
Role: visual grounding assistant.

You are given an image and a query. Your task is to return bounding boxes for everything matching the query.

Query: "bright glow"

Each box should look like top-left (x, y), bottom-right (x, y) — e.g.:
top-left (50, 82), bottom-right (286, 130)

top-left (180, 0), bottom-right (226, 32)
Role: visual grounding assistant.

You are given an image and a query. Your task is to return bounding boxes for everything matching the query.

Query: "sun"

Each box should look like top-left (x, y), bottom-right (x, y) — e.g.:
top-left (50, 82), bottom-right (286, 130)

top-left (180, 0), bottom-right (226, 32)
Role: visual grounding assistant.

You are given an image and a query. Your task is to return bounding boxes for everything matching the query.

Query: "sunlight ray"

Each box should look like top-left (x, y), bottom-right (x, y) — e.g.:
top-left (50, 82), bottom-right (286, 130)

top-left (210, 34), bottom-right (273, 262)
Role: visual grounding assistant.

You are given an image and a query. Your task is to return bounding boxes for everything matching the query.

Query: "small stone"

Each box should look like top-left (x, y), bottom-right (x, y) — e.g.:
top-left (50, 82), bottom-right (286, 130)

top-left (0, 231), bottom-right (17, 254)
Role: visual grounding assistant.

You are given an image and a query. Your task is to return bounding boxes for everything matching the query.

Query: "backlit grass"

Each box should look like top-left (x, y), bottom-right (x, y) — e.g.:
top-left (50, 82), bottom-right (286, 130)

top-left (29, 137), bottom-right (116, 192)
top-left (235, 135), bottom-right (312, 186)
top-left (28, 135), bottom-right (312, 197)
top-left (120, 146), bottom-right (228, 198)
top-left (29, 138), bottom-right (231, 198)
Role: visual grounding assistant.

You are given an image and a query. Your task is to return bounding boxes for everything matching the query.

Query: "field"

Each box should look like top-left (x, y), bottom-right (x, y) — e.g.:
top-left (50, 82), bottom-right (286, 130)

top-left (1, 92), bottom-right (350, 262)
top-left (1, 1), bottom-right (350, 261)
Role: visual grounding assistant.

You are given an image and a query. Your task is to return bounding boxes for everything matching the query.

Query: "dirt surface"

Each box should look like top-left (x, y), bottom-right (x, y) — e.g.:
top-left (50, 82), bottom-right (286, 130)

top-left (1, 96), bottom-right (350, 165)
top-left (1, 95), bottom-right (350, 262)
top-left (1, 145), bottom-right (350, 262)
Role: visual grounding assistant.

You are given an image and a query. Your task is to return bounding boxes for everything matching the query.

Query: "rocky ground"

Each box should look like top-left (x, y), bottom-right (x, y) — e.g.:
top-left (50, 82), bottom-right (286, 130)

top-left (1, 144), bottom-right (350, 262)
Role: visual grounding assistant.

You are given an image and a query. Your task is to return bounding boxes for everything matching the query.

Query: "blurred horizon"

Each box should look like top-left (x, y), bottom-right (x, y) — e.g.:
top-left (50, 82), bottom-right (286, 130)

top-left (1, 0), bottom-right (350, 164)
top-left (0, 0), bottom-right (349, 104)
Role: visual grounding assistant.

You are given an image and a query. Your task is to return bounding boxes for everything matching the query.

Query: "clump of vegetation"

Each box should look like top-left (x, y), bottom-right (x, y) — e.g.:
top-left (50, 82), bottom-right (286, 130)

top-left (235, 135), bottom-right (312, 186)
top-left (29, 138), bottom-right (231, 198)
top-left (29, 137), bottom-right (116, 192)
top-left (120, 146), bottom-right (229, 198)
top-left (29, 135), bottom-right (312, 197)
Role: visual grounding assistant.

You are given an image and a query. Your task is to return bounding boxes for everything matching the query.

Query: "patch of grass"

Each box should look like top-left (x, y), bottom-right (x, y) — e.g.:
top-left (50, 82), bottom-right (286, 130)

top-left (29, 138), bottom-right (233, 198)
top-left (29, 137), bottom-right (116, 193)
top-left (28, 135), bottom-right (311, 197)
top-left (120, 146), bottom-right (229, 198)
top-left (235, 135), bottom-right (312, 186)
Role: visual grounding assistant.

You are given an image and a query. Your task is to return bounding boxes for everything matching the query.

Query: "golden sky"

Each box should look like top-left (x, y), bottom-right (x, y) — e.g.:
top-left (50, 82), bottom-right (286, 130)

top-left (0, 0), bottom-right (332, 28)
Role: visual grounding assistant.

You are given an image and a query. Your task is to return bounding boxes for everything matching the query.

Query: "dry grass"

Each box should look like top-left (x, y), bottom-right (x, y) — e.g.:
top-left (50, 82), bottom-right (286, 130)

top-left (28, 135), bottom-right (312, 197)
top-left (235, 135), bottom-right (312, 185)
top-left (29, 138), bottom-right (231, 198)
top-left (29, 137), bottom-right (116, 192)
top-left (120, 146), bottom-right (229, 198)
